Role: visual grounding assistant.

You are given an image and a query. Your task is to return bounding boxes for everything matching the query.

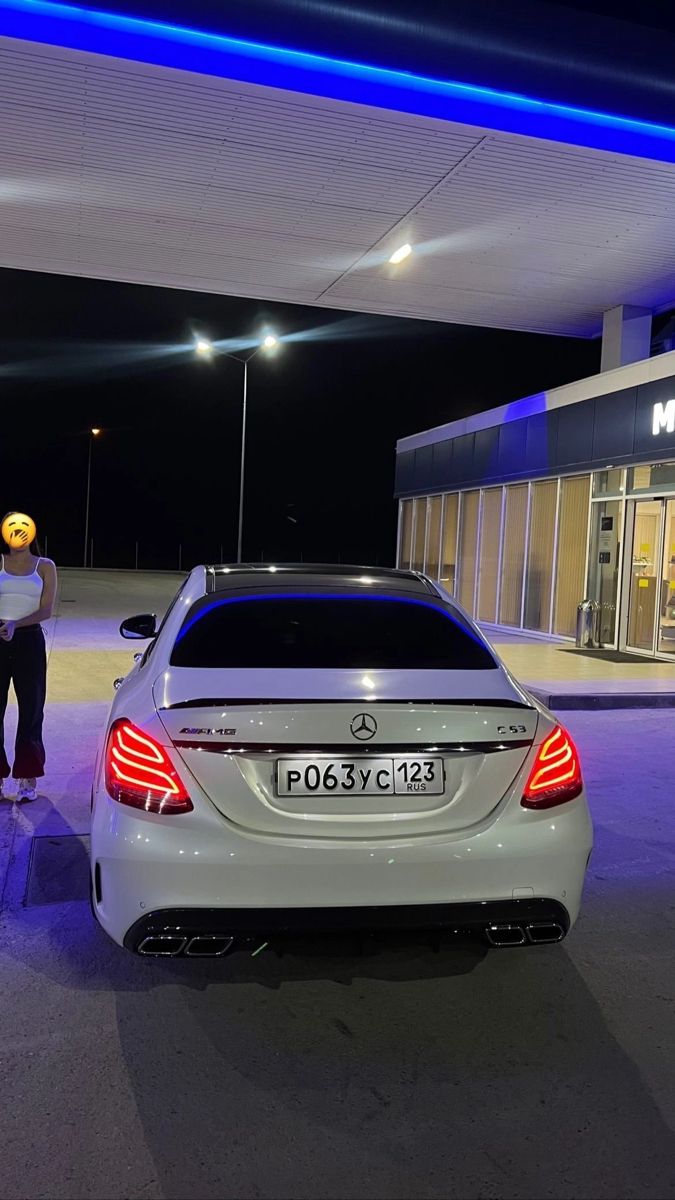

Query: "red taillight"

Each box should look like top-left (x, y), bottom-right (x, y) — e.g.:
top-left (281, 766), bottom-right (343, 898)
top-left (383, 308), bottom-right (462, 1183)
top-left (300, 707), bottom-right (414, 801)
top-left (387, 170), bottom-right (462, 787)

top-left (105, 719), bottom-right (193, 814)
top-left (522, 724), bottom-right (583, 809)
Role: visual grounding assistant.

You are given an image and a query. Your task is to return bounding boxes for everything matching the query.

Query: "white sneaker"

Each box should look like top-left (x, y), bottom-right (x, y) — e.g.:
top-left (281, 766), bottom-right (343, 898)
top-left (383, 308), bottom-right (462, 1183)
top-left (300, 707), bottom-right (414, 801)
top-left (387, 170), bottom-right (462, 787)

top-left (16, 778), bottom-right (38, 802)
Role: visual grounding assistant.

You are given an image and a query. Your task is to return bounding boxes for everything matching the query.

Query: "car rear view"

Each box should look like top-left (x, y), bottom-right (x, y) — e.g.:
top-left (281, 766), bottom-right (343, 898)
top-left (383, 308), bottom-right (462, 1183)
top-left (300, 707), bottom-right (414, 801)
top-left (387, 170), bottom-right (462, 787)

top-left (90, 566), bottom-right (593, 955)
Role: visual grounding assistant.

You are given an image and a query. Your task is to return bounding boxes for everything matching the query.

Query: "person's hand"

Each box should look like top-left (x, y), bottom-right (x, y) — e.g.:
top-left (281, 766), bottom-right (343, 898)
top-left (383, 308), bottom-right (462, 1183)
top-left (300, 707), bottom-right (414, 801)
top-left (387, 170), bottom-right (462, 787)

top-left (0, 620), bottom-right (16, 641)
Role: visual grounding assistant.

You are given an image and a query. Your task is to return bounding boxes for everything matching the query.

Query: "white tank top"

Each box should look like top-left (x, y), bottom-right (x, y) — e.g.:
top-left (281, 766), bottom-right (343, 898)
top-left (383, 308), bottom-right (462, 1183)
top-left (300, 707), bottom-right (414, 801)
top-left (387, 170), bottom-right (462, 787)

top-left (0, 556), bottom-right (44, 620)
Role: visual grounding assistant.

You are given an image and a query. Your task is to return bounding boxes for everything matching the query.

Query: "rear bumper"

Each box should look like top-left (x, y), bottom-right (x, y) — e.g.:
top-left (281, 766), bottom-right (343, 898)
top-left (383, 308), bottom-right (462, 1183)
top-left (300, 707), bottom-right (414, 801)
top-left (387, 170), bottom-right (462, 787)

top-left (91, 785), bottom-right (592, 948)
top-left (123, 898), bottom-right (570, 955)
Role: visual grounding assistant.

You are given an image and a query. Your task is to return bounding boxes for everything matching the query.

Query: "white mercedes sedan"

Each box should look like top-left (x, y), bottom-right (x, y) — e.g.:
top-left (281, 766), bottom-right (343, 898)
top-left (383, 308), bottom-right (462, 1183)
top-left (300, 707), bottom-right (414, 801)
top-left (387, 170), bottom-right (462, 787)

top-left (90, 565), bottom-right (592, 956)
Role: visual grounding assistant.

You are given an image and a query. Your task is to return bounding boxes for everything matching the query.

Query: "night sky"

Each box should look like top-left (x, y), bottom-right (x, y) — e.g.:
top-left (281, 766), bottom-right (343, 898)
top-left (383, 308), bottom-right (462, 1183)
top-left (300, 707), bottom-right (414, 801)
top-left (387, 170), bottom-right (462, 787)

top-left (1, 266), bottom-right (601, 570)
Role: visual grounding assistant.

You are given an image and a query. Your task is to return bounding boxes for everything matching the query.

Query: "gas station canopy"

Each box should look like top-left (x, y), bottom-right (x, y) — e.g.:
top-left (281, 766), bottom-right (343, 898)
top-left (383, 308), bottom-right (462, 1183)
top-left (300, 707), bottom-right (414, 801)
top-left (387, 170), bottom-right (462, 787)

top-left (2, 0), bottom-right (675, 336)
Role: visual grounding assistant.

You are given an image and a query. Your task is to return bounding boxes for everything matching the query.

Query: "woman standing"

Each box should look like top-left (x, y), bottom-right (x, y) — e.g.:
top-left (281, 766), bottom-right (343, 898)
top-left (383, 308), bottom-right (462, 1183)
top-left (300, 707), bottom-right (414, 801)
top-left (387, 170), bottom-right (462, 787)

top-left (0, 513), bottom-right (57, 801)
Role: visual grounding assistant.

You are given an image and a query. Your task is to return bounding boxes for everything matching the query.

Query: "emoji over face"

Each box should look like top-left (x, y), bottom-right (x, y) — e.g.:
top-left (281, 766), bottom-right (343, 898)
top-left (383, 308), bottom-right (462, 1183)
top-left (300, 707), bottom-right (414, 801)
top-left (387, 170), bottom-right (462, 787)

top-left (1, 513), bottom-right (37, 550)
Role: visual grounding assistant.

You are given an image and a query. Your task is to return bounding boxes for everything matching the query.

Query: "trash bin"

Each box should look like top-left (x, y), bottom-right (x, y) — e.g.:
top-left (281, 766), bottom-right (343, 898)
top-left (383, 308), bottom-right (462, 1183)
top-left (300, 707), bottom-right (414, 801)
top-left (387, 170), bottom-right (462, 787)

top-left (576, 599), bottom-right (601, 648)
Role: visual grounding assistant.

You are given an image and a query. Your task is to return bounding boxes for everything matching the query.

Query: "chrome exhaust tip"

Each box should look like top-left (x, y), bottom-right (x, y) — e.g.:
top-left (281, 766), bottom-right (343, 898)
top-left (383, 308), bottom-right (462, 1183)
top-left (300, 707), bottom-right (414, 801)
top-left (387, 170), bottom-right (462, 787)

top-left (525, 922), bottom-right (565, 944)
top-left (138, 935), bottom-right (188, 956)
top-left (485, 924), bottom-right (527, 947)
top-left (185, 935), bottom-right (234, 957)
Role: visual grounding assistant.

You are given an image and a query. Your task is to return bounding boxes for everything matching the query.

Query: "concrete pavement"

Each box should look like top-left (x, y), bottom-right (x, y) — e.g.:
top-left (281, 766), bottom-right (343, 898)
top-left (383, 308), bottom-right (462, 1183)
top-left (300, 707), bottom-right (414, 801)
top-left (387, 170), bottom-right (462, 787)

top-left (0, 571), bottom-right (673, 1200)
top-left (488, 627), bottom-right (675, 707)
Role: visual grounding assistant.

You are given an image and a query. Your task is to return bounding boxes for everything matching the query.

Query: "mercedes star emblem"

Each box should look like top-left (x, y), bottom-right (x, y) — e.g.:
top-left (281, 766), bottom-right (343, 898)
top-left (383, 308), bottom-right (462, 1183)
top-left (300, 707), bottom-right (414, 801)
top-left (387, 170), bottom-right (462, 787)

top-left (350, 712), bottom-right (377, 741)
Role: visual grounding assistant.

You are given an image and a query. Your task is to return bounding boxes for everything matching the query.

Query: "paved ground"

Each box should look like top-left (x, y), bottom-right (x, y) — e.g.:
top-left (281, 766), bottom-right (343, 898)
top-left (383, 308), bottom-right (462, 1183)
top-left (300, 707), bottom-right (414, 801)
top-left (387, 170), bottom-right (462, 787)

top-left (0, 571), bottom-right (674, 1200)
top-left (488, 630), bottom-right (675, 699)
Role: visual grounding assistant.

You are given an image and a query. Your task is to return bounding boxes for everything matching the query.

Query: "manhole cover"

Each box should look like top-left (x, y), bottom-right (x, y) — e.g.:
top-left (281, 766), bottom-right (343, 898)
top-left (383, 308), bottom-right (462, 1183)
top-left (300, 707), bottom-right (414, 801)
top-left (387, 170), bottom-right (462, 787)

top-left (25, 835), bottom-right (91, 905)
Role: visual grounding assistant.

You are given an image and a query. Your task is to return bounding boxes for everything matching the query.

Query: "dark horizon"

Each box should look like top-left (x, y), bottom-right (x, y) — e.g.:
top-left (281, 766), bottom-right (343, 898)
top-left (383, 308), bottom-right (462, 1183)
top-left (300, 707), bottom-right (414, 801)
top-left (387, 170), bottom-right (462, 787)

top-left (1, 265), bottom-right (602, 570)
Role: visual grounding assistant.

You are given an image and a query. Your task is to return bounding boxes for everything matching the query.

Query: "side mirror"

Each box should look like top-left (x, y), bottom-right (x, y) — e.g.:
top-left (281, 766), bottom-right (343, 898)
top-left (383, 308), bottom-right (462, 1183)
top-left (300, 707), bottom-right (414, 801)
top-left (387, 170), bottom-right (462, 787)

top-left (120, 613), bottom-right (157, 640)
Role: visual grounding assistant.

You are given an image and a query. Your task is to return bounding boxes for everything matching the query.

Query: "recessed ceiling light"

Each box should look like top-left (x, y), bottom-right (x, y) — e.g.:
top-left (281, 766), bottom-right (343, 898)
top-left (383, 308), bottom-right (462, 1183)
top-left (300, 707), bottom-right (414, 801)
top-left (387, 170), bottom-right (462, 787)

top-left (389, 243), bottom-right (412, 264)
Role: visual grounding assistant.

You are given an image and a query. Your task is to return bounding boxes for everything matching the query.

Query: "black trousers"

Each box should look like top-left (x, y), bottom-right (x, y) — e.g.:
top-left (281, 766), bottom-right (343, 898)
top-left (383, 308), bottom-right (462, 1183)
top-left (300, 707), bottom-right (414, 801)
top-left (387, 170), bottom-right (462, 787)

top-left (0, 625), bottom-right (47, 779)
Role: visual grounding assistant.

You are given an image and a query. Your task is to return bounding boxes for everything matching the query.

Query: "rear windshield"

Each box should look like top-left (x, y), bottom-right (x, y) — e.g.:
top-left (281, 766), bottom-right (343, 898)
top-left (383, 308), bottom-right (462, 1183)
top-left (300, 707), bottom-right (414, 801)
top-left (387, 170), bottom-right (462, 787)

top-left (170, 594), bottom-right (496, 670)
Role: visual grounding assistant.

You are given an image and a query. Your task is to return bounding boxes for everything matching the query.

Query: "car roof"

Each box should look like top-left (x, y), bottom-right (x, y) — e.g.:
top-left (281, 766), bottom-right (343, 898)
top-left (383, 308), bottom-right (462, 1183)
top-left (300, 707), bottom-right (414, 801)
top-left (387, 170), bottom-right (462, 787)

top-left (204, 563), bottom-right (439, 597)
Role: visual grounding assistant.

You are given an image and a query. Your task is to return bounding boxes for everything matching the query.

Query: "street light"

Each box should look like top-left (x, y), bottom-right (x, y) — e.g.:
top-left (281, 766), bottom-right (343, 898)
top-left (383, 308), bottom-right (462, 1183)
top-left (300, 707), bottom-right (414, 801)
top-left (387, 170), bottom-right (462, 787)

top-left (84, 427), bottom-right (101, 567)
top-left (194, 331), bottom-right (279, 563)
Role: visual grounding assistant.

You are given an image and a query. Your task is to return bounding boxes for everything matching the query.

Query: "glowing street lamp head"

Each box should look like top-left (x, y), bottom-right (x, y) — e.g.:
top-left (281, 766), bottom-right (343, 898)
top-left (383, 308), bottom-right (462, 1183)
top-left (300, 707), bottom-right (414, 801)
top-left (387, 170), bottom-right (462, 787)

top-left (91, 427), bottom-right (101, 436)
top-left (195, 337), bottom-right (214, 358)
top-left (389, 242), bottom-right (412, 264)
top-left (262, 333), bottom-right (278, 351)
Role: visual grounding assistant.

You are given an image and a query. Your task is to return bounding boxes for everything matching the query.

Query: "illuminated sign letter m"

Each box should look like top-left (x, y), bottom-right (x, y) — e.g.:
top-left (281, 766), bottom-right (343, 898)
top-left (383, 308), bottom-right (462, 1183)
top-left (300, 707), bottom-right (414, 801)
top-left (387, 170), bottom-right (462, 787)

top-left (652, 399), bottom-right (675, 436)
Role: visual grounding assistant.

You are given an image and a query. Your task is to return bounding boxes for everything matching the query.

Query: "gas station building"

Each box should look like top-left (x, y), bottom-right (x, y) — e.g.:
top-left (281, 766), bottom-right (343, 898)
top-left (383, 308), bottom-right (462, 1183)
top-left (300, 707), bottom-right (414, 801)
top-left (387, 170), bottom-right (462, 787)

top-left (396, 345), bottom-right (675, 658)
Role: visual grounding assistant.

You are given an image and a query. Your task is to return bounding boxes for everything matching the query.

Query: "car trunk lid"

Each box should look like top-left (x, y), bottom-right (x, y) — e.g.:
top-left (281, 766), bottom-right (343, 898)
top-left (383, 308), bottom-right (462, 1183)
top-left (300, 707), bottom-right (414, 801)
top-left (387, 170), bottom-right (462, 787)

top-left (155, 668), bottom-right (537, 838)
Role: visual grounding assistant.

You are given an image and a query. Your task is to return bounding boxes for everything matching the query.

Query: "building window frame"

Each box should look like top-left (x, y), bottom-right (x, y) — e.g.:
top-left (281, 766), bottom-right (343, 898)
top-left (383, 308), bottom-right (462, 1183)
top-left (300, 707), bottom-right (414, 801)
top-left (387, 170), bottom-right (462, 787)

top-left (520, 483), bottom-right (533, 630)
top-left (547, 478), bottom-right (562, 636)
top-left (454, 493), bottom-right (461, 596)
top-left (470, 487), bottom-right (480, 619)
top-left (423, 495), bottom-right (443, 580)
top-left (627, 462), bottom-right (675, 497)
top-left (476, 485), bottom-right (504, 626)
top-left (495, 486), bottom-right (507, 623)
top-left (583, 473), bottom-right (594, 609)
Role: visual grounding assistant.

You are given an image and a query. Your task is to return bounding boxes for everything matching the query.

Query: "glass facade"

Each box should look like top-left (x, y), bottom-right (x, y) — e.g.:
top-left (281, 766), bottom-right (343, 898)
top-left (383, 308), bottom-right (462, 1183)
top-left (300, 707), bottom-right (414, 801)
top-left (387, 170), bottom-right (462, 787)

top-left (399, 473), bottom-right (591, 636)
top-left (524, 480), bottom-right (558, 632)
top-left (457, 491), bottom-right (480, 612)
top-left (592, 468), bottom-right (624, 497)
top-left (477, 489), bottom-right (503, 623)
top-left (587, 499), bottom-right (623, 645)
top-left (440, 494), bottom-right (459, 593)
top-left (499, 485), bottom-right (528, 626)
top-left (424, 496), bottom-right (443, 579)
top-left (397, 461), bottom-right (675, 655)
top-left (411, 498), bottom-right (426, 571)
top-left (624, 495), bottom-right (675, 656)
top-left (399, 499), bottom-right (414, 569)
top-left (554, 476), bottom-right (592, 636)
top-left (629, 463), bottom-right (675, 493)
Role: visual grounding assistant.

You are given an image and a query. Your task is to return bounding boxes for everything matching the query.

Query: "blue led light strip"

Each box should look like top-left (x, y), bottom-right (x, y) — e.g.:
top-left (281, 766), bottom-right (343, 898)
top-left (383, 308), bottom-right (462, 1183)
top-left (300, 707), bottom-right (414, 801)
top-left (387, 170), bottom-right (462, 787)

top-left (2, 0), bottom-right (675, 163)
top-left (174, 591), bottom-right (486, 648)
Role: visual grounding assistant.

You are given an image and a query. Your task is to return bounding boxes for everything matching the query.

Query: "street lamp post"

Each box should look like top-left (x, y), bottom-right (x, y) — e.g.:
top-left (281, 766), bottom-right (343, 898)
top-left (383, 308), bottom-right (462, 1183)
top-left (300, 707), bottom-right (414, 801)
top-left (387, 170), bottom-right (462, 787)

top-left (83, 427), bottom-right (101, 567)
top-left (237, 356), bottom-right (248, 565)
top-left (195, 333), bottom-right (278, 563)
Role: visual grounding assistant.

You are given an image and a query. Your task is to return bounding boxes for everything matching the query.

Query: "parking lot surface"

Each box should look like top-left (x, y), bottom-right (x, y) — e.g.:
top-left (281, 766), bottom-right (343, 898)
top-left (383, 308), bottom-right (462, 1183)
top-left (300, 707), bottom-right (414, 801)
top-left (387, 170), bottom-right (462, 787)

top-left (0, 571), bottom-right (673, 1200)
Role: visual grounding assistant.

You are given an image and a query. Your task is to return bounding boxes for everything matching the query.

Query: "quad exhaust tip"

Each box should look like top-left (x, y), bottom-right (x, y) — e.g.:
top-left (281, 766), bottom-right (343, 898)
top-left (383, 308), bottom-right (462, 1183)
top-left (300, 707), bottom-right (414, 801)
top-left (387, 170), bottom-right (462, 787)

top-left (486, 922), bottom-right (565, 947)
top-left (185, 935), bottom-right (234, 957)
top-left (525, 922), bottom-right (565, 944)
top-left (137, 934), bottom-right (235, 957)
top-left (138, 935), bottom-right (188, 956)
top-left (485, 924), bottom-right (526, 947)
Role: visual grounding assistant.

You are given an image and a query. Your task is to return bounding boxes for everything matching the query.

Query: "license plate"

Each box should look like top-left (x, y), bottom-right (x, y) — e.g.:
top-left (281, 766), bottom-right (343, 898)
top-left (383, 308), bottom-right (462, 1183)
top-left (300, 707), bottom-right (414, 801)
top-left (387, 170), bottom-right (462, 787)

top-left (276, 757), bottom-right (444, 797)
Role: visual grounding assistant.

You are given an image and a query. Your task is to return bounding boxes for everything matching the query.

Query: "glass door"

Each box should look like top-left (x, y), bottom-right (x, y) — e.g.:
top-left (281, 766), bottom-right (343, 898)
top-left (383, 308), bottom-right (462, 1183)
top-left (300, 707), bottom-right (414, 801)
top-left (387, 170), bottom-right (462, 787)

top-left (624, 497), bottom-right (675, 657)
top-left (657, 499), bottom-right (675, 655)
top-left (587, 499), bottom-right (623, 647)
